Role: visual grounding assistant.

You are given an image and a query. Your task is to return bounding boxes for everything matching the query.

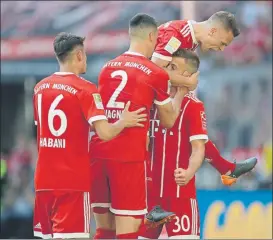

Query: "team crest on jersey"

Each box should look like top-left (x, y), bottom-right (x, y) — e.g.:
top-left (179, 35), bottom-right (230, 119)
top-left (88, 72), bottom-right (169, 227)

top-left (164, 37), bottom-right (181, 54)
top-left (92, 93), bottom-right (104, 110)
top-left (200, 111), bottom-right (207, 129)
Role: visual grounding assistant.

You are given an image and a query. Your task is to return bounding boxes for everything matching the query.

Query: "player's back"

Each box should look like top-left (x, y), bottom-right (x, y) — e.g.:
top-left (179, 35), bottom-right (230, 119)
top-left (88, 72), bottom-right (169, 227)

top-left (153, 20), bottom-right (198, 60)
top-left (151, 92), bottom-right (208, 198)
top-left (90, 51), bottom-right (170, 162)
top-left (33, 72), bottom-right (98, 191)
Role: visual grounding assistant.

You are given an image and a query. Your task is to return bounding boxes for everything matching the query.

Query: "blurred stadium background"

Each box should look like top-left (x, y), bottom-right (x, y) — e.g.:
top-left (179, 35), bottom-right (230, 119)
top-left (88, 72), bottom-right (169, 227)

top-left (0, 1), bottom-right (272, 239)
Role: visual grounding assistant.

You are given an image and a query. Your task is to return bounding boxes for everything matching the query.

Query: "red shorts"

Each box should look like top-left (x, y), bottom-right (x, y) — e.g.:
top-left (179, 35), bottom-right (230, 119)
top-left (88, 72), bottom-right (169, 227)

top-left (139, 197), bottom-right (200, 239)
top-left (90, 159), bottom-right (147, 215)
top-left (33, 191), bottom-right (91, 239)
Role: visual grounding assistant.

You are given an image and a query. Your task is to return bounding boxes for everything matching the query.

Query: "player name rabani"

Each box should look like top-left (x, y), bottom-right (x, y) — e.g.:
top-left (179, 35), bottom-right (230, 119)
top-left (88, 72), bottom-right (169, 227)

top-left (39, 137), bottom-right (66, 148)
top-left (34, 83), bottom-right (77, 95)
top-left (103, 61), bottom-right (152, 75)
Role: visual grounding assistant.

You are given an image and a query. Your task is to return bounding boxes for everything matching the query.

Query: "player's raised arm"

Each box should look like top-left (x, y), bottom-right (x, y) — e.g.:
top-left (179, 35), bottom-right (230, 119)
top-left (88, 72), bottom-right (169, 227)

top-left (93, 101), bottom-right (146, 141)
top-left (156, 86), bottom-right (187, 129)
top-left (156, 49), bottom-right (201, 128)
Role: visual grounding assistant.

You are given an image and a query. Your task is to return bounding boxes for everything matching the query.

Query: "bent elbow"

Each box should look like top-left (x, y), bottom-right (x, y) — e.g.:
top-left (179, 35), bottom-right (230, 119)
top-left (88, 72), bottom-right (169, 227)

top-left (97, 131), bottom-right (112, 142)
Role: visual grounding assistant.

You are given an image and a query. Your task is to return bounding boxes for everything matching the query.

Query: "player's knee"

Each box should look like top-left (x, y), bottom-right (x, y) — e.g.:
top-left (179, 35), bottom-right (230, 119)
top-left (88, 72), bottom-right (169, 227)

top-left (93, 208), bottom-right (115, 230)
top-left (115, 215), bottom-right (144, 234)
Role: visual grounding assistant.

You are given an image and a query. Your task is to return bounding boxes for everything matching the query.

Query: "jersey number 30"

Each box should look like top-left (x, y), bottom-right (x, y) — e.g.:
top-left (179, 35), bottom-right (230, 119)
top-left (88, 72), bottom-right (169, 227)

top-left (106, 70), bottom-right (128, 109)
top-left (37, 94), bottom-right (67, 137)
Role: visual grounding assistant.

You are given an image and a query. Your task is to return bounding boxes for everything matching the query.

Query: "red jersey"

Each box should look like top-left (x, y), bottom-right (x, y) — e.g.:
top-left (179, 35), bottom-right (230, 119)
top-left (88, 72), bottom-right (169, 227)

top-left (151, 92), bottom-right (208, 199)
top-left (90, 51), bottom-right (170, 162)
top-left (153, 20), bottom-right (199, 61)
top-left (33, 72), bottom-right (107, 191)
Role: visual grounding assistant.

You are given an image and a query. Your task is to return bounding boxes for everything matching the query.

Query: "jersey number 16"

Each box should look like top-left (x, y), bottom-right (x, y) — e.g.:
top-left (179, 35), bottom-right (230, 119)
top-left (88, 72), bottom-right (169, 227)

top-left (37, 94), bottom-right (67, 137)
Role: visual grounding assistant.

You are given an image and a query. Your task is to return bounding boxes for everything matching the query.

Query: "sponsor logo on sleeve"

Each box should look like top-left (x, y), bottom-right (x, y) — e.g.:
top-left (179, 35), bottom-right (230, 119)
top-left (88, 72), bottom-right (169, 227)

top-left (164, 37), bottom-right (181, 54)
top-left (200, 111), bottom-right (207, 129)
top-left (92, 93), bottom-right (104, 110)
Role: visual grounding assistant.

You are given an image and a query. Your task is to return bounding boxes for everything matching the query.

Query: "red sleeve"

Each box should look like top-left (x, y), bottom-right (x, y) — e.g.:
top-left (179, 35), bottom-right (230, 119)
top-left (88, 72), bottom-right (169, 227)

top-left (79, 83), bottom-right (107, 124)
top-left (33, 94), bottom-right (38, 126)
top-left (152, 70), bottom-right (171, 106)
top-left (186, 101), bottom-right (208, 142)
top-left (153, 29), bottom-right (182, 61)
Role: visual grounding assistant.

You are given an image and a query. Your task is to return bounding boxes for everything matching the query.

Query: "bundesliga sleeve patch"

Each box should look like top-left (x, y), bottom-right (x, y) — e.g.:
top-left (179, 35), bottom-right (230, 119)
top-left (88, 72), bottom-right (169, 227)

top-left (92, 93), bottom-right (104, 110)
top-left (164, 37), bottom-right (181, 54)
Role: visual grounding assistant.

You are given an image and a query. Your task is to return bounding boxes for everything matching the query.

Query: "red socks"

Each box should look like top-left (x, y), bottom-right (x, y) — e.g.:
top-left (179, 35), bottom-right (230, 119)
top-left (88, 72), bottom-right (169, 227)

top-left (205, 140), bottom-right (236, 175)
top-left (93, 228), bottom-right (116, 239)
top-left (116, 232), bottom-right (139, 239)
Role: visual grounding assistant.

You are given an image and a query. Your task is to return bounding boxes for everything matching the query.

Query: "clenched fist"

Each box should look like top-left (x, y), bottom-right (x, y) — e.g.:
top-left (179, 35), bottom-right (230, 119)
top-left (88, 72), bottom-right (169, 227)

top-left (174, 168), bottom-right (193, 186)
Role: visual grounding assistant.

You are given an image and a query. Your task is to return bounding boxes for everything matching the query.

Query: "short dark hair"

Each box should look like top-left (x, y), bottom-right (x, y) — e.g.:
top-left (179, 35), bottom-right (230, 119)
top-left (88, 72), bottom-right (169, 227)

top-left (172, 49), bottom-right (200, 72)
top-left (53, 32), bottom-right (85, 62)
top-left (129, 13), bottom-right (158, 30)
top-left (210, 11), bottom-right (240, 37)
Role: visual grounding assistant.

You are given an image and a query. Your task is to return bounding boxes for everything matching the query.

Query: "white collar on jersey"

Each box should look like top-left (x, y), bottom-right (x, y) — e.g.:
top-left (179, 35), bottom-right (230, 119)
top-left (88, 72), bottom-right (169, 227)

top-left (54, 72), bottom-right (75, 75)
top-left (124, 51), bottom-right (145, 57)
top-left (187, 20), bottom-right (198, 45)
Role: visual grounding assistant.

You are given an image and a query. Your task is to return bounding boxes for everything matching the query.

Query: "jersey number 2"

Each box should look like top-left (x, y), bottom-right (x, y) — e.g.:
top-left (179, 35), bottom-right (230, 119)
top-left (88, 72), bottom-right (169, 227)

top-left (37, 94), bottom-right (67, 137)
top-left (106, 70), bottom-right (127, 109)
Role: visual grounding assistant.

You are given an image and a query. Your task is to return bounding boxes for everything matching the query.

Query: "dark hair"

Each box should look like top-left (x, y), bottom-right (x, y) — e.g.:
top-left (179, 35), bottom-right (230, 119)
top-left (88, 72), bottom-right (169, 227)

top-left (53, 32), bottom-right (85, 62)
top-left (129, 13), bottom-right (158, 30)
top-left (210, 11), bottom-right (240, 37)
top-left (172, 49), bottom-right (200, 71)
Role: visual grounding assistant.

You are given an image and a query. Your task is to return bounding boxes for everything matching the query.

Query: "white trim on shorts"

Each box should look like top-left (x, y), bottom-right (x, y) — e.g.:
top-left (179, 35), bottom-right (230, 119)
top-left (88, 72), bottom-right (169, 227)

top-left (33, 231), bottom-right (52, 239)
top-left (83, 192), bottom-right (91, 234)
top-left (53, 232), bottom-right (90, 239)
top-left (138, 237), bottom-right (150, 239)
top-left (169, 235), bottom-right (200, 239)
top-left (110, 207), bottom-right (147, 216)
top-left (91, 203), bottom-right (111, 208)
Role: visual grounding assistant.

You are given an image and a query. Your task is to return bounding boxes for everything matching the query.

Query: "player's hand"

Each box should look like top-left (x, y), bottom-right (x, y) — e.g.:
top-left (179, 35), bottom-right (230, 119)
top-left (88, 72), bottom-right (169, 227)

top-left (174, 168), bottom-right (193, 186)
top-left (187, 71), bottom-right (199, 91)
top-left (120, 101), bottom-right (147, 128)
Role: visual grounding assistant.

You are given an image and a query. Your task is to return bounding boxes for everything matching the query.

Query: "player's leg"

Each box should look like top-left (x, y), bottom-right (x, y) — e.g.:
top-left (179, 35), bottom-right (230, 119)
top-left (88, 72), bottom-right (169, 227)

top-left (33, 191), bottom-right (53, 239)
top-left (205, 140), bottom-right (257, 186)
top-left (92, 207), bottom-right (115, 239)
top-left (50, 191), bottom-right (91, 239)
top-left (108, 160), bottom-right (147, 239)
top-left (138, 167), bottom-right (162, 239)
top-left (166, 198), bottom-right (200, 239)
top-left (138, 192), bottom-right (164, 239)
top-left (90, 159), bottom-right (116, 239)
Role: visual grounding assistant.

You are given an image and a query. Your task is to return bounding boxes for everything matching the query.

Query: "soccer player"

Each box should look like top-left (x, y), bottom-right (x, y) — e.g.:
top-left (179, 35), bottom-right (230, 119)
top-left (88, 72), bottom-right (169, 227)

top-left (152, 11), bottom-right (257, 186)
top-left (139, 49), bottom-right (257, 238)
top-left (139, 50), bottom-right (210, 239)
top-left (89, 14), bottom-right (189, 239)
top-left (32, 32), bottom-right (147, 239)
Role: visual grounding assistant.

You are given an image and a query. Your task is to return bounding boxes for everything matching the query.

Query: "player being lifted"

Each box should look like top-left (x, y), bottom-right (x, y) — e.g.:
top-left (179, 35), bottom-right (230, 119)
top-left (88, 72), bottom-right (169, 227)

top-left (151, 11), bottom-right (257, 189)
top-left (32, 32), bottom-right (147, 239)
top-left (89, 14), bottom-right (191, 239)
top-left (143, 11), bottom-right (257, 230)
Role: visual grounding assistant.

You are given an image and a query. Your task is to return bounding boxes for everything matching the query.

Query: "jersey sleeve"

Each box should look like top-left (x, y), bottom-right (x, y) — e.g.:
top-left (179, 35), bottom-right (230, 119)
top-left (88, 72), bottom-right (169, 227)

top-left (186, 101), bottom-right (208, 142)
top-left (153, 28), bottom-right (182, 62)
top-left (33, 95), bottom-right (38, 126)
top-left (79, 83), bottom-right (107, 125)
top-left (152, 71), bottom-right (171, 106)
